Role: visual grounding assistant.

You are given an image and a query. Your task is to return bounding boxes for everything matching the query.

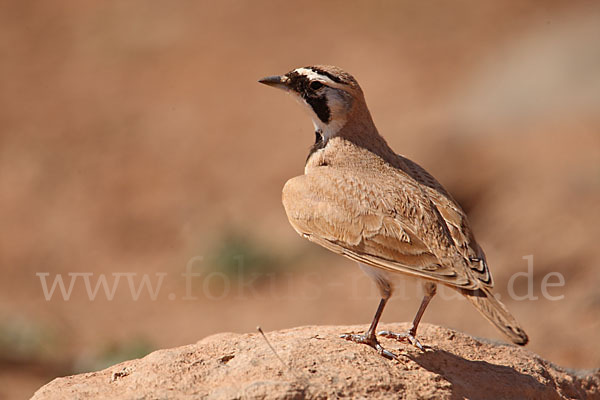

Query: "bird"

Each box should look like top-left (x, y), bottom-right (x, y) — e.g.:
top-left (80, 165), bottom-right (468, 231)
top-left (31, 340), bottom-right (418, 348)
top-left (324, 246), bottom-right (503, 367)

top-left (258, 65), bottom-right (528, 359)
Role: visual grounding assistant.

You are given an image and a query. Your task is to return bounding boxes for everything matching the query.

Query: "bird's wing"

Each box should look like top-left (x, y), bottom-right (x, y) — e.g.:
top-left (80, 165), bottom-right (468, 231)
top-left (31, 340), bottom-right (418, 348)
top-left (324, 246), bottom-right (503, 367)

top-left (282, 168), bottom-right (481, 290)
top-left (399, 156), bottom-right (494, 287)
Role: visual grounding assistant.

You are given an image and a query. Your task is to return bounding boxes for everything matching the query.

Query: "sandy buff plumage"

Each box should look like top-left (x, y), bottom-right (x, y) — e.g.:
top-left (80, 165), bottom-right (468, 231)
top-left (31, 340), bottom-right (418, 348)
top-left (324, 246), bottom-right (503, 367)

top-left (259, 65), bottom-right (528, 358)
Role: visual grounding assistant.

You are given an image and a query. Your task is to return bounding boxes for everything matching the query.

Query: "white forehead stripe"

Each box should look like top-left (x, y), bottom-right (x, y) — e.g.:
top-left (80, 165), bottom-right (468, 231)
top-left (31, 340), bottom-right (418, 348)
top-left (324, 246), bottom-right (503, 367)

top-left (294, 68), bottom-right (336, 84)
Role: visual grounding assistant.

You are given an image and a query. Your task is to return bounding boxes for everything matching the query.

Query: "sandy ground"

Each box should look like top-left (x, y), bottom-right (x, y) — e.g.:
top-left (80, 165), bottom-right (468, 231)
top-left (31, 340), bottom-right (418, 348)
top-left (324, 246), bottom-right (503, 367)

top-left (1, 1), bottom-right (599, 398)
top-left (32, 324), bottom-right (600, 399)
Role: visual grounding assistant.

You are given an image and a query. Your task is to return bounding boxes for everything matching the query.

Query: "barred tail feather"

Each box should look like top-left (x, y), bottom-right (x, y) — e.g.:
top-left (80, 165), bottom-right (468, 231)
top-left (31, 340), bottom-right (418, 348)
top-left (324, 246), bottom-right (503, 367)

top-left (461, 287), bottom-right (529, 345)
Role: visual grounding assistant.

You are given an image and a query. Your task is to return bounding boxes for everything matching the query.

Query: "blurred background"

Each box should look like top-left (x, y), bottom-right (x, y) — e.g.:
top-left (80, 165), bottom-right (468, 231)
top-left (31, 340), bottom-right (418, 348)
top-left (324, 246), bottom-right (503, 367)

top-left (1, 0), bottom-right (599, 398)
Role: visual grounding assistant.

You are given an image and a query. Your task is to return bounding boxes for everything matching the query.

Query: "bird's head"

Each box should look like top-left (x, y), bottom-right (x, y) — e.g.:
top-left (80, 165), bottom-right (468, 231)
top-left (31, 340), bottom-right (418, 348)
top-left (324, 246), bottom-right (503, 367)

top-left (259, 66), bottom-right (369, 140)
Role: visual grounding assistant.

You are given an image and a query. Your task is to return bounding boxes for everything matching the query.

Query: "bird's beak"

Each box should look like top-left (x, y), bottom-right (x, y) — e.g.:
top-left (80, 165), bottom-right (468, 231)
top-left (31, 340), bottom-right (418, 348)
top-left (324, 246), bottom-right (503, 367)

top-left (258, 75), bottom-right (289, 91)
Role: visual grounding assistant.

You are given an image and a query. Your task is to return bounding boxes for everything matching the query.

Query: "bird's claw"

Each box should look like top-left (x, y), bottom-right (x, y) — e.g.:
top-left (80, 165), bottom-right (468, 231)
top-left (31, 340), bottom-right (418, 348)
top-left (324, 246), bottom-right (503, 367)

top-left (340, 333), bottom-right (398, 360)
top-left (378, 330), bottom-right (424, 351)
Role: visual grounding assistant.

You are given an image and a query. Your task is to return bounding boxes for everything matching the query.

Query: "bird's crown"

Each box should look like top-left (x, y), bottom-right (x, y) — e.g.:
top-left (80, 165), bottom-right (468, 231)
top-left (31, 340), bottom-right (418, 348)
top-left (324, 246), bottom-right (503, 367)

top-left (286, 65), bottom-right (360, 91)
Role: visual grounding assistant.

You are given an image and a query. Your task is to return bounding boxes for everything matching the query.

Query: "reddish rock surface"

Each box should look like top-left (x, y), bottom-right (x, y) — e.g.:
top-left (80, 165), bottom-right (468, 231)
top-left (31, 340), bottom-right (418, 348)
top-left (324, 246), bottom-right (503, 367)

top-left (32, 323), bottom-right (599, 399)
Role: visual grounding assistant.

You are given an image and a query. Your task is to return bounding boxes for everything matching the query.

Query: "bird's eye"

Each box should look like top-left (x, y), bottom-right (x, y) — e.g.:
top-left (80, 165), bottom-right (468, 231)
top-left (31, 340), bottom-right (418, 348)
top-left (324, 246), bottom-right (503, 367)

top-left (309, 81), bottom-right (323, 90)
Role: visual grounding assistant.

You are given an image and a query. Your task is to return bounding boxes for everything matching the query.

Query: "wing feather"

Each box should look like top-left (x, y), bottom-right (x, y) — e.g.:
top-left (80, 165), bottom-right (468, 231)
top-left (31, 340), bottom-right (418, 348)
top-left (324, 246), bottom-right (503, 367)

top-left (401, 156), bottom-right (494, 287)
top-left (283, 170), bottom-right (480, 290)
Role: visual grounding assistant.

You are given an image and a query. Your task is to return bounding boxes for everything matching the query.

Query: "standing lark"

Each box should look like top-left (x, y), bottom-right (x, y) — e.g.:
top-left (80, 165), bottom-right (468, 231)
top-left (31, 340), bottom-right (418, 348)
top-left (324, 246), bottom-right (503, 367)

top-left (259, 65), bottom-right (528, 359)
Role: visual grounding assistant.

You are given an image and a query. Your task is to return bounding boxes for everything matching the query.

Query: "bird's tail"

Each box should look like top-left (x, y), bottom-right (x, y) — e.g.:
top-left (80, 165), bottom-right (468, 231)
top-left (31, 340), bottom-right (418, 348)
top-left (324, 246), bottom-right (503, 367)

top-left (461, 287), bottom-right (529, 345)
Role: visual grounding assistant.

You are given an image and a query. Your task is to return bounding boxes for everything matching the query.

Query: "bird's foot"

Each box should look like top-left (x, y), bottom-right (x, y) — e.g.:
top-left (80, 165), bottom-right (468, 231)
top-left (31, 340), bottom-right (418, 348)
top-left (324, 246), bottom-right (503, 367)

top-left (378, 330), bottom-right (424, 351)
top-left (340, 333), bottom-right (398, 360)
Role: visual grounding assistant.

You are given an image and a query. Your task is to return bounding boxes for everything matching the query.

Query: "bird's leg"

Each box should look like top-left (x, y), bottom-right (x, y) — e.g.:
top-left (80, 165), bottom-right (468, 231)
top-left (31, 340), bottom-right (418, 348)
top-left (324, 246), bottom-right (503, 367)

top-left (379, 282), bottom-right (437, 351)
top-left (342, 265), bottom-right (399, 359)
top-left (341, 296), bottom-right (398, 360)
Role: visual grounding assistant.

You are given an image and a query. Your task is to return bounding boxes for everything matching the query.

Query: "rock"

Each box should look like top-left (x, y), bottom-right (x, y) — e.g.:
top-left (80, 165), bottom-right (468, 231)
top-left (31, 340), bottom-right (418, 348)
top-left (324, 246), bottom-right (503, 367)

top-left (31, 323), bottom-right (599, 399)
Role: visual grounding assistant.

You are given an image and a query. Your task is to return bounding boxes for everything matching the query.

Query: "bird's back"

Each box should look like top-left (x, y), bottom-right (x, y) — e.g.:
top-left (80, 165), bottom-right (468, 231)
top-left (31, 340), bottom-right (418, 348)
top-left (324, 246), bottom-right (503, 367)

top-left (285, 136), bottom-right (493, 290)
